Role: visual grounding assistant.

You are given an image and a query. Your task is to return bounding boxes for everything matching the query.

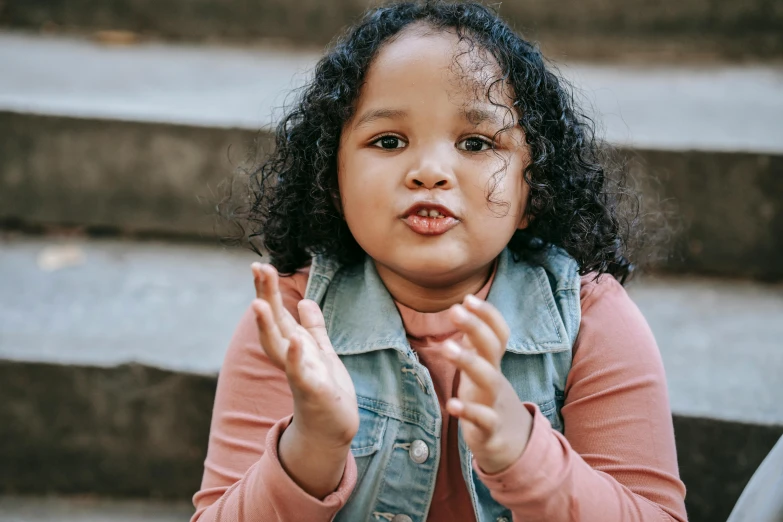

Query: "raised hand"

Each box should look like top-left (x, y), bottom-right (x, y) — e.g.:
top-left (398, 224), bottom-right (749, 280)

top-left (443, 294), bottom-right (534, 475)
top-left (251, 262), bottom-right (359, 496)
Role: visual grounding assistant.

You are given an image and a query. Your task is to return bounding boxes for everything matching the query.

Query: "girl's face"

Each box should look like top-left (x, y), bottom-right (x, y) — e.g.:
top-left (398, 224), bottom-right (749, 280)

top-left (338, 28), bottom-right (530, 289)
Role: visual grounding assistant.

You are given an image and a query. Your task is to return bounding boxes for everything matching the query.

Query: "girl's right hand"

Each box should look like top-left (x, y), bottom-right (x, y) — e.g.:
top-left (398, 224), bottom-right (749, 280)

top-left (251, 263), bottom-right (359, 453)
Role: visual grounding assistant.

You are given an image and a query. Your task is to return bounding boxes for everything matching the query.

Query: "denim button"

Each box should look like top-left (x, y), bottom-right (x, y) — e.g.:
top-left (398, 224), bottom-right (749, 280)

top-left (409, 439), bottom-right (429, 464)
top-left (391, 516), bottom-right (413, 522)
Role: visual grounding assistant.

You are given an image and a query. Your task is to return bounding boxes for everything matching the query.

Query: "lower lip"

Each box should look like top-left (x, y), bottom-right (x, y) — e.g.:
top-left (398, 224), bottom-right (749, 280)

top-left (402, 215), bottom-right (460, 236)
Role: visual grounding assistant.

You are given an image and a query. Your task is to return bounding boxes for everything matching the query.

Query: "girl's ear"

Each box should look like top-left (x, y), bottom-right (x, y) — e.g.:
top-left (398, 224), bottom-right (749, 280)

top-left (330, 188), bottom-right (345, 219)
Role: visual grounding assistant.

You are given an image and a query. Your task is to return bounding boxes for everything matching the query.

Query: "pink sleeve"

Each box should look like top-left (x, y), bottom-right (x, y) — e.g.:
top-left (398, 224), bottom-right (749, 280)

top-left (191, 268), bottom-right (357, 522)
top-left (475, 275), bottom-right (688, 521)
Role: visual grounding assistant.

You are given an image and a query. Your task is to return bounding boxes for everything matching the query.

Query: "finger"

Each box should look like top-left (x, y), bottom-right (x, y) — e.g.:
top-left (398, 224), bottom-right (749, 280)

top-left (449, 303), bottom-right (503, 366)
top-left (297, 299), bottom-right (334, 353)
top-left (252, 298), bottom-right (288, 365)
top-left (463, 294), bottom-right (510, 348)
top-left (251, 262), bottom-right (264, 299)
top-left (443, 340), bottom-right (500, 402)
top-left (447, 398), bottom-right (499, 438)
top-left (284, 333), bottom-right (306, 388)
top-left (252, 262), bottom-right (297, 338)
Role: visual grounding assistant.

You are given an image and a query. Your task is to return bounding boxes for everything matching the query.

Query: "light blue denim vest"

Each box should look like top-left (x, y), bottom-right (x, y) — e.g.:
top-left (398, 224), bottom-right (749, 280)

top-left (303, 247), bottom-right (582, 522)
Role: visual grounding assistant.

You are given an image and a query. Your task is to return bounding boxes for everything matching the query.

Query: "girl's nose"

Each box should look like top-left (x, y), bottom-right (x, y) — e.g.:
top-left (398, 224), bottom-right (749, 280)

top-left (404, 154), bottom-right (456, 190)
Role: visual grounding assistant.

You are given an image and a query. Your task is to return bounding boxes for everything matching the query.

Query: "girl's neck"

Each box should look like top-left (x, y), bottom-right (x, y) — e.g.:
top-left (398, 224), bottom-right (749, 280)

top-left (373, 259), bottom-right (495, 314)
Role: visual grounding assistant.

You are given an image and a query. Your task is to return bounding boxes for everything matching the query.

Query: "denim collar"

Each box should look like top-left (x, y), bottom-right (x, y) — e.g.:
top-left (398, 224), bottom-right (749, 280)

top-left (305, 247), bottom-right (578, 357)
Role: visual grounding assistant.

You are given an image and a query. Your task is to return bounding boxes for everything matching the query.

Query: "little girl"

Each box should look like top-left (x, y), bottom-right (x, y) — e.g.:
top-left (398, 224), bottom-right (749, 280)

top-left (193, 2), bottom-right (687, 521)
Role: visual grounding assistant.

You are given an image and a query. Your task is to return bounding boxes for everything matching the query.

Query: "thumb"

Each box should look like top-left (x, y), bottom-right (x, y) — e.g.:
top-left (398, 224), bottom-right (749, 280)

top-left (297, 299), bottom-right (334, 353)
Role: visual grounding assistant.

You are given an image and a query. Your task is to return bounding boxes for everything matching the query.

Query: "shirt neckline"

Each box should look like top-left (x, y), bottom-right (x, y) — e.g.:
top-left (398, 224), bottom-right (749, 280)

top-left (393, 259), bottom-right (498, 340)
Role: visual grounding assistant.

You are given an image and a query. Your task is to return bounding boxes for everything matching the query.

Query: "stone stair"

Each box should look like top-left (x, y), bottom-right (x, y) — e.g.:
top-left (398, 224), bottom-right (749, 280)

top-left (0, 496), bottom-right (192, 522)
top-left (1, 3), bottom-right (782, 521)
top-left (1, 32), bottom-right (781, 279)
top-left (1, 235), bottom-right (782, 522)
top-left (1, 0), bottom-right (781, 61)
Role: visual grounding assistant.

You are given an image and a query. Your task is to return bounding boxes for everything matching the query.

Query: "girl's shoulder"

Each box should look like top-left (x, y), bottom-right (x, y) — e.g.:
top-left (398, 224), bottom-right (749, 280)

top-left (579, 272), bottom-right (633, 316)
top-left (575, 273), bottom-right (659, 366)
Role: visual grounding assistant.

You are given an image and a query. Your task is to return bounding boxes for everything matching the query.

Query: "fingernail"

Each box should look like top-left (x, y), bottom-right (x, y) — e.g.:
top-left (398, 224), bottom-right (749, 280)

top-left (445, 341), bottom-right (461, 357)
top-left (464, 294), bottom-right (480, 308)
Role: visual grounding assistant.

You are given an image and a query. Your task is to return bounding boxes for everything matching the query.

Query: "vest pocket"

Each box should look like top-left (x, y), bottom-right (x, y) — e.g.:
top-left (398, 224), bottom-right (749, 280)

top-left (538, 398), bottom-right (563, 432)
top-left (350, 405), bottom-right (389, 485)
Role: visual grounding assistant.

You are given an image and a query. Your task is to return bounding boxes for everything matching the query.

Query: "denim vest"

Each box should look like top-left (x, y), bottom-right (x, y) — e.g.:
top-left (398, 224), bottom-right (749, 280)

top-left (304, 247), bottom-right (581, 522)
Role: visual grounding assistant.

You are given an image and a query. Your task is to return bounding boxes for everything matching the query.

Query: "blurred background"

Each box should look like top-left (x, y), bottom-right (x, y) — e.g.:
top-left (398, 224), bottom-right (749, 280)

top-left (0, 1), bottom-right (782, 521)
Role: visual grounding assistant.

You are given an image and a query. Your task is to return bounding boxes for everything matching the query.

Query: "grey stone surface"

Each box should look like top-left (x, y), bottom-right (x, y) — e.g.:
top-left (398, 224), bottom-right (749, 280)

top-left (561, 64), bottom-right (783, 154)
top-left (0, 237), bottom-right (258, 375)
top-left (0, 361), bottom-right (216, 499)
top-left (1, 32), bottom-right (782, 153)
top-left (0, 32), bottom-right (315, 132)
top-left (1, 236), bottom-right (782, 426)
top-left (672, 417), bottom-right (782, 522)
top-left (629, 149), bottom-right (783, 281)
top-left (0, 497), bottom-right (193, 522)
top-left (0, 112), bottom-right (262, 237)
top-left (626, 276), bottom-right (783, 426)
top-left (1, 0), bottom-right (781, 61)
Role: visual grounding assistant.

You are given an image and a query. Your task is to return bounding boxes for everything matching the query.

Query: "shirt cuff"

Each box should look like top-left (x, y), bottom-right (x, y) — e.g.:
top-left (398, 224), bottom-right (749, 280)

top-left (473, 402), bottom-right (564, 493)
top-left (259, 415), bottom-right (358, 517)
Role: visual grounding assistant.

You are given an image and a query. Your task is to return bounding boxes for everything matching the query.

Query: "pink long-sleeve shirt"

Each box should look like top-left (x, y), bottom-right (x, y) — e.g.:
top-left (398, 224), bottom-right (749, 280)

top-left (192, 266), bottom-right (687, 521)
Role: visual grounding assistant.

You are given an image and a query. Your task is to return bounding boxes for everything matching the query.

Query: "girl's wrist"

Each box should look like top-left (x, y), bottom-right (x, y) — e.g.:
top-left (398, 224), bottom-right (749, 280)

top-left (289, 413), bottom-right (356, 453)
top-left (475, 400), bottom-right (533, 475)
top-left (476, 435), bottom-right (529, 475)
top-left (278, 419), bottom-right (352, 499)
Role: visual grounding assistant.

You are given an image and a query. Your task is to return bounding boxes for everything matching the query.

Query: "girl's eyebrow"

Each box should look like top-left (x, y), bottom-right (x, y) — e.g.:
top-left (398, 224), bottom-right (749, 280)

top-left (354, 108), bottom-right (408, 129)
top-left (461, 107), bottom-right (505, 127)
top-left (352, 106), bottom-right (507, 130)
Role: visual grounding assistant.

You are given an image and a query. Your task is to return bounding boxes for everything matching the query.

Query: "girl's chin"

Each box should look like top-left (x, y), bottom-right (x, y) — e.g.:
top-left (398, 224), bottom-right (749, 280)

top-left (363, 235), bottom-right (485, 272)
top-left (387, 246), bottom-right (471, 273)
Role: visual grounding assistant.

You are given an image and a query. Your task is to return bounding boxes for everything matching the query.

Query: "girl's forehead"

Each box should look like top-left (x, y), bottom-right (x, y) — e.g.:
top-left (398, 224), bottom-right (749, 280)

top-left (362, 28), bottom-right (513, 108)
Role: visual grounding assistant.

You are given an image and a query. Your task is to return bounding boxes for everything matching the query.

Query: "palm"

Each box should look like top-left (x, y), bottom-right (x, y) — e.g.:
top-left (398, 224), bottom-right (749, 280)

top-left (289, 320), bottom-right (357, 412)
top-left (251, 262), bottom-right (358, 446)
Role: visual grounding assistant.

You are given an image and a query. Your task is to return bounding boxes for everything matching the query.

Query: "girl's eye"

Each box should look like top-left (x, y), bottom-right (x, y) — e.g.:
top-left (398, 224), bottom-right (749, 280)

top-left (371, 136), bottom-right (406, 150)
top-left (457, 137), bottom-right (493, 152)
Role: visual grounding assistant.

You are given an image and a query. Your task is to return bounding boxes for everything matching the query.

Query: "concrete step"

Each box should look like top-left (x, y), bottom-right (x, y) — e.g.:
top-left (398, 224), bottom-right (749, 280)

top-left (1, 0), bottom-right (781, 62)
top-left (1, 235), bottom-right (782, 522)
top-left (2, 33), bottom-right (781, 152)
top-left (1, 33), bottom-right (782, 279)
top-left (0, 497), bottom-right (192, 522)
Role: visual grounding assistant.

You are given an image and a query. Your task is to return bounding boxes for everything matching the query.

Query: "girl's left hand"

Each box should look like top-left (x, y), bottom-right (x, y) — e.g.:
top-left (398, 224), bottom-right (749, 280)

top-left (444, 294), bottom-right (533, 475)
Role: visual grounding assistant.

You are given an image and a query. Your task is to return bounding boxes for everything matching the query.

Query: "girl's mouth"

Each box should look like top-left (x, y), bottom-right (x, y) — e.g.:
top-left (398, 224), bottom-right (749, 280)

top-left (402, 214), bottom-right (460, 236)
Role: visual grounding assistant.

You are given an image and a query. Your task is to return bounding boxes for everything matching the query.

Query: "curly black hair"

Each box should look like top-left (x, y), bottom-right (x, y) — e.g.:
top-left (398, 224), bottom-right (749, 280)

top-left (239, 0), bottom-right (644, 283)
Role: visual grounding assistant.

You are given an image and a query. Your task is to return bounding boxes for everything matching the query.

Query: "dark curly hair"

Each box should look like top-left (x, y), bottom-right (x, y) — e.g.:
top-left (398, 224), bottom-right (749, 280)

top-left (239, 0), bottom-right (645, 283)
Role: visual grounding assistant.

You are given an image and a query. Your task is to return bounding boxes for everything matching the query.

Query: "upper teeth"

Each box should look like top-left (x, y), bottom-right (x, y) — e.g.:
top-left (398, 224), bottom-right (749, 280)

top-left (417, 209), bottom-right (445, 218)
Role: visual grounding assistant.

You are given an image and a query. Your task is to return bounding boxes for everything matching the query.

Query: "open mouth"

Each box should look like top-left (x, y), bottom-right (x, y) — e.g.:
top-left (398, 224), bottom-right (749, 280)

top-left (413, 208), bottom-right (449, 219)
top-left (401, 204), bottom-right (460, 236)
